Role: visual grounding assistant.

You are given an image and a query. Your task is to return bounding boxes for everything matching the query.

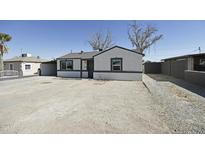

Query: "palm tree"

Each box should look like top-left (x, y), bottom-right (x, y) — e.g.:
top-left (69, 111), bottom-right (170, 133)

top-left (0, 33), bottom-right (12, 71)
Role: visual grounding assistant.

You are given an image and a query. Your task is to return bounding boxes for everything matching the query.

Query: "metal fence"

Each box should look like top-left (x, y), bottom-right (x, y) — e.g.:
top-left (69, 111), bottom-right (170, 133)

top-left (143, 62), bottom-right (162, 74)
top-left (0, 70), bottom-right (19, 77)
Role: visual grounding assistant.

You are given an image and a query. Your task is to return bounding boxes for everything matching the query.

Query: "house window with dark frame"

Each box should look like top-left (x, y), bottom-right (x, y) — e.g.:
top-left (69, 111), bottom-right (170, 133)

top-left (60, 60), bottom-right (73, 70)
top-left (25, 64), bottom-right (31, 70)
top-left (111, 58), bottom-right (122, 71)
top-left (200, 59), bottom-right (205, 66)
top-left (9, 64), bottom-right (13, 70)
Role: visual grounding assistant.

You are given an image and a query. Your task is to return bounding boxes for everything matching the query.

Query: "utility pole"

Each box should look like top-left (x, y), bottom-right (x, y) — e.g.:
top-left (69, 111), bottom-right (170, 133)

top-left (198, 47), bottom-right (201, 53)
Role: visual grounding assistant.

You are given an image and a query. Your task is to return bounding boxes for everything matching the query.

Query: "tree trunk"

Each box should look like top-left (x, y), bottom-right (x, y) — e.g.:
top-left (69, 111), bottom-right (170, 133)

top-left (0, 52), bottom-right (3, 71)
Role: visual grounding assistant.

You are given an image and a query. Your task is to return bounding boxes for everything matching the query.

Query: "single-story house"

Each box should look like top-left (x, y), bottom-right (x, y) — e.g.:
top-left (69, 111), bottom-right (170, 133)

top-left (57, 46), bottom-right (144, 81)
top-left (4, 53), bottom-right (47, 76)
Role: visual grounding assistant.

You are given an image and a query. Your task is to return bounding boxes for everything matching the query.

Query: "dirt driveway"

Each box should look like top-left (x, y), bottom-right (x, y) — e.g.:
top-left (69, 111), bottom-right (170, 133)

top-left (0, 77), bottom-right (169, 133)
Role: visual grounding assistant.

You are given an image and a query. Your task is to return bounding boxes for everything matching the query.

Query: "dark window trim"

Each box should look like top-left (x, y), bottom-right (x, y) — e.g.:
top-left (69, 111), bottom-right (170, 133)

top-left (80, 59), bottom-right (82, 78)
top-left (60, 59), bottom-right (73, 71)
top-left (9, 63), bottom-right (14, 70)
top-left (57, 58), bottom-right (81, 60)
top-left (111, 58), bottom-right (123, 72)
top-left (94, 70), bottom-right (142, 73)
top-left (25, 64), bottom-right (31, 70)
top-left (199, 58), bottom-right (205, 65)
top-left (57, 70), bottom-right (88, 72)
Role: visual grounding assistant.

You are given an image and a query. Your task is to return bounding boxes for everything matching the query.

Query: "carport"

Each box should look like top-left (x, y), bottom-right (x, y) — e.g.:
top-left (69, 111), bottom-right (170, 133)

top-left (40, 60), bottom-right (57, 76)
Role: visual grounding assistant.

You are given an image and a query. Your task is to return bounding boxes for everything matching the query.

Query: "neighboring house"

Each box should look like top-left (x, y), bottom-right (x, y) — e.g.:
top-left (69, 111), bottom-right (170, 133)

top-left (57, 46), bottom-right (144, 81)
top-left (161, 52), bottom-right (205, 87)
top-left (4, 53), bottom-right (47, 76)
top-left (161, 52), bottom-right (205, 79)
top-left (144, 52), bottom-right (205, 87)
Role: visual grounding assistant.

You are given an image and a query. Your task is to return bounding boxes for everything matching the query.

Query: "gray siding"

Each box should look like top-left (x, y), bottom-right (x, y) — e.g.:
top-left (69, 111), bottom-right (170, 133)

top-left (94, 72), bottom-right (142, 81)
top-left (94, 47), bottom-right (143, 81)
top-left (94, 47), bottom-right (142, 72)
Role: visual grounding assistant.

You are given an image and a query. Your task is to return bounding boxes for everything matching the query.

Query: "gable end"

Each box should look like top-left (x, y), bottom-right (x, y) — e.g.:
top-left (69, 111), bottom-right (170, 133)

top-left (93, 46), bottom-right (144, 57)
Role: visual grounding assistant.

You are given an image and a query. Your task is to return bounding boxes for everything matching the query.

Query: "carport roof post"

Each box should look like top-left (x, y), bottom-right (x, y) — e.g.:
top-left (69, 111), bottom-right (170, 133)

top-left (187, 57), bottom-right (194, 70)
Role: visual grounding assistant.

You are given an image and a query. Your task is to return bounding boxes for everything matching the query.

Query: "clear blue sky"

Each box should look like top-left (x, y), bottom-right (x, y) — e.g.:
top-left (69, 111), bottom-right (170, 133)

top-left (1, 20), bottom-right (205, 61)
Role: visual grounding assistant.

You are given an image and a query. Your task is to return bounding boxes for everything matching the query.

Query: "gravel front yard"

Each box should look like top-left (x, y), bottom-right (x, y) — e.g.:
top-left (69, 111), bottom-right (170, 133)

top-left (0, 75), bottom-right (205, 134)
top-left (144, 74), bottom-right (205, 133)
top-left (0, 76), bottom-right (168, 133)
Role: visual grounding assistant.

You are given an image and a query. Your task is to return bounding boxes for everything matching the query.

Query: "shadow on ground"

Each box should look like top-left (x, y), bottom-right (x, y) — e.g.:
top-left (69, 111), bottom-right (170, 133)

top-left (147, 74), bottom-right (205, 98)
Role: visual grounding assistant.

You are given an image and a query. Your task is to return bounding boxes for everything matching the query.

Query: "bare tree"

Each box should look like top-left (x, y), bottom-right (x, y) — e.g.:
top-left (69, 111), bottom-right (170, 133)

top-left (128, 21), bottom-right (163, 54)
top-left (88, 31), bottom-right (114, 51)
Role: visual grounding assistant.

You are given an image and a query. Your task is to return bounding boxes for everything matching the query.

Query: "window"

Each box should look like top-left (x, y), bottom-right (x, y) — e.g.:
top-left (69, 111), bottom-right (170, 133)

top-left (60, 60), bottom-right (73, 70)
top-left (9, 64), bottom-right (13, 70)
top-left (25, 64), bottom-right (31, 70)
top-left (111, 58), bottom-right (122, 71)
top-left (200, 59), bottom-right (205, 65)
top-left (82, 60), bottom-right (87, 70)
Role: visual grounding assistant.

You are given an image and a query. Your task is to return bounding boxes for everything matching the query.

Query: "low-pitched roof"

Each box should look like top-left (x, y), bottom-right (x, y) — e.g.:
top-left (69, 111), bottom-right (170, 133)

top-left (4, 56), bottom-right (47, 63)
top-left (58, 51), bottom-right (102, 59)
top-left (162, 52), bottom-right (205, 61)
top-left (57, 46), bottom-right (144, 59)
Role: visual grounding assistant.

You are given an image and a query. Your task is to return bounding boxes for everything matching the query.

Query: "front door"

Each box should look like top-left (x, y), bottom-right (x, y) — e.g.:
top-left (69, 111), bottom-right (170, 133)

top-left (87, 59), bottom-right (94, 78)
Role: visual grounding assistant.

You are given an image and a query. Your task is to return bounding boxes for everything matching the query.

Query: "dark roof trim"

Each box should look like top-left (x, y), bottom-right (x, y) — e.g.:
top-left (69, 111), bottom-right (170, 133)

top-left (93, 46), bottom-right (144, 57)
top-left (94, 70), bottom-right (142, 73)
top-left (162, 52), bottom-right (205, 61)
top-left (41, 60), bottom-right (56, 64)
top-left (56, 58), bottom-right (81, 60)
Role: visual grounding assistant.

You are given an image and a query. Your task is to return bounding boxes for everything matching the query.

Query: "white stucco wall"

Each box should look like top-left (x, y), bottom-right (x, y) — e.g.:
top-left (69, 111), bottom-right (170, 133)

top-left (4, 62), bottom-right (41, 76)
top-left (21, 62), bottom-right (41, 76)
top-left (93, 47), bottom-right (143, 80)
